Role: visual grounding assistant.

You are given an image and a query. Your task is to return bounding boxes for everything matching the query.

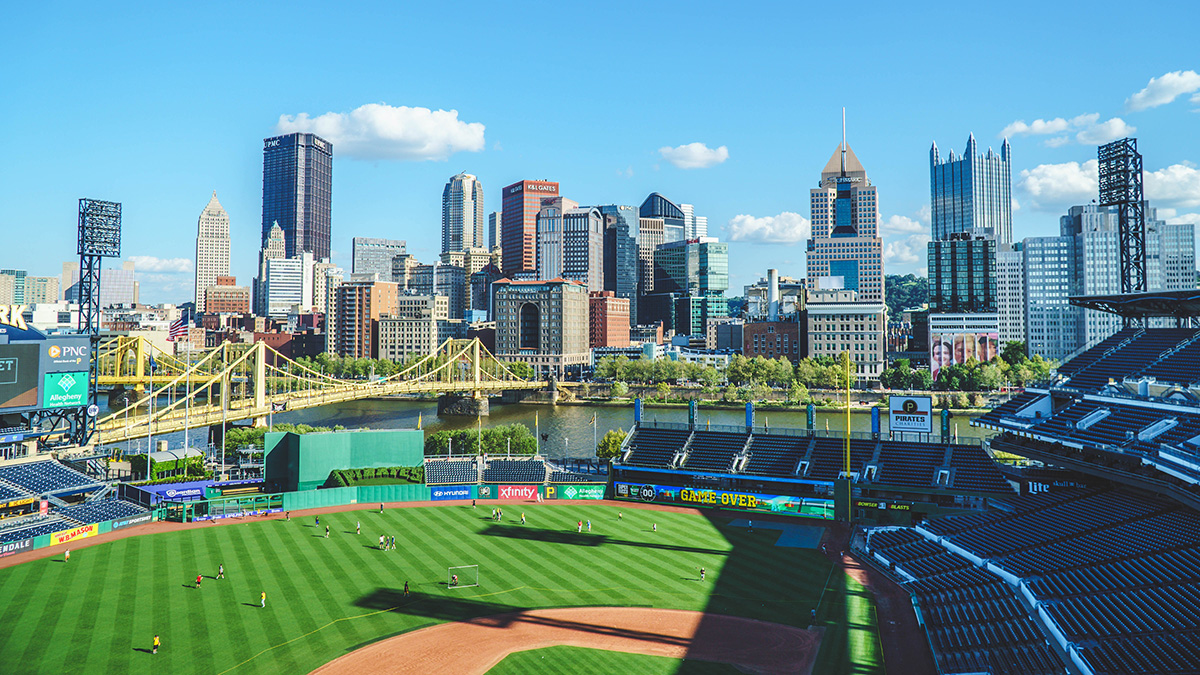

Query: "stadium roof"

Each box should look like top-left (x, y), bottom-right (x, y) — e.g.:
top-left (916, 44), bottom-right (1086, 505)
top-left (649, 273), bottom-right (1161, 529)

top-left (1069, 290), bottom-right (1200, 319)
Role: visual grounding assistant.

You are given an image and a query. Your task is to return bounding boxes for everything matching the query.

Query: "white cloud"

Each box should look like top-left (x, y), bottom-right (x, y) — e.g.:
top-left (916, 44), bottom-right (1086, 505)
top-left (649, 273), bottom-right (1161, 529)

top-left (1017, 159), bottom-right (1098, 210)
top-left (880, 215), bottom-right (925, 236)
top-left (658, 142), bottom-right (729, 169)
top-left (128, 256), bottom-right (192, 273)
top-left (275, 103), bottom-right (485, 161)
top-left (1001, 117), bottom-right (1072, 137)
top-left (727, 212), bottom-right (810, 243)
top-left (1146, 163), bottom-right (1200, 208)
top-left (1126, 70), bottom-right (1200, 111)
top-left (1075, 117), bottom-right (1136, 145)
top-left (999, 113), bottom-right (1133, 147)
top-left (884, 234), bottom-right (931, 267)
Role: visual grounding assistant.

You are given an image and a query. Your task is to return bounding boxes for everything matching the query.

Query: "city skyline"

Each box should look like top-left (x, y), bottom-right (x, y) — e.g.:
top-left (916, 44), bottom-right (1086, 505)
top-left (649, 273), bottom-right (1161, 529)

top-left (3, 3), bottom-right (1198, 304)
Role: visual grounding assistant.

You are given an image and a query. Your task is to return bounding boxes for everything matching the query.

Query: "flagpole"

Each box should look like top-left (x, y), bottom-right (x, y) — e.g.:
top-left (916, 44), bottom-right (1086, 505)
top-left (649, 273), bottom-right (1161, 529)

top-left (592, 413), bottom-right (597, 457)
top-left (535, 411), bottom-right (539, 455)
top-left (184, 311), bottom-right (191, 455)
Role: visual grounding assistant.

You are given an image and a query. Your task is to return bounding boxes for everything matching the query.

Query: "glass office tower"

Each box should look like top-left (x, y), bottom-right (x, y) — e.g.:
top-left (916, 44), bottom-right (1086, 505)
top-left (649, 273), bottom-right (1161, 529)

top-left (262, 132), bottom-right (333, 260)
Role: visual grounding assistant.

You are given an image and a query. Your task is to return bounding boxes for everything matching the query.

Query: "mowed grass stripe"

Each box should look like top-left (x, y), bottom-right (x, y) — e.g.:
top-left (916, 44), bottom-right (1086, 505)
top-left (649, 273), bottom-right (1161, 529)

top-left (248, 520), bottom-right (315, 674)
top-left (289, 514), bottom-right (378, 659)
top-left (15, 548), bottom-right (75, 672)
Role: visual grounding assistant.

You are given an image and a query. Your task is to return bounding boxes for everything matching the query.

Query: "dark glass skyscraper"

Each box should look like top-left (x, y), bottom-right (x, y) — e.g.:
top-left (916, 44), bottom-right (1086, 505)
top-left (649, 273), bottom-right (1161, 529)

top-left (262, 132), bottom-right (333, 260)
top-left (599, 204), bottom-right (639, 320)
top-left (639, 193), bottom-right (686, 244)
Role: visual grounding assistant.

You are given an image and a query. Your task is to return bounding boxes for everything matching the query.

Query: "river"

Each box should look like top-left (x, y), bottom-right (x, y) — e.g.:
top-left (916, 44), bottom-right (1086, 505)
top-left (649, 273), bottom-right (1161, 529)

top-left (99, 397), bottom-right (994, 460)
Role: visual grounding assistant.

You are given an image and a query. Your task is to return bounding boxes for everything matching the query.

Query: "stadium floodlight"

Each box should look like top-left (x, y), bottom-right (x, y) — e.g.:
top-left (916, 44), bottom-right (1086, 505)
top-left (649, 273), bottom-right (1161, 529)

top-left (447, 564), bottom-right (479, 589)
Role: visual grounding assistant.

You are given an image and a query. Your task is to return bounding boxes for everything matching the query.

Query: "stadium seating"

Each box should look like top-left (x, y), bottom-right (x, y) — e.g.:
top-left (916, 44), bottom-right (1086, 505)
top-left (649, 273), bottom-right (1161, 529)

top-left (57, 500), bottom-right (147, 526)
top-left (683, 431), bottom-right (747, 472)
top-left (1063, 329), bottom-right (1199, 391)
top-left (876, 441), bottom-right (944, 488)
top-left (0, 515), bottom-right (69, 543)
top-left (867, 527), bottom-right (1067, 675)
top-left (913, 488), bottom-right (1200, 674)
top-left (624, 427), bottom-right (690, 468)
top-left (0, 481), bottom-right (29, 502)
top-left (808, 438), bottom-right (874, 480)
top-left (1140, 335), bottom-right (1200, 385)
top-left (742, 435), bottom-right (806, 476)
top-left (482, 459), bottom-right (546, 483)
top-left (0, 460), bottom-right (97, 495)
top-left (547, 471), bottom-right (594, 483)
top-left (1055, 327), bottom-right (1141, 378)
top-left (982, 391), bottom-right (1047, 420)
top-left (947, 445), bottom-right (1013, 493)
top-left (423, 459), bottom-right (478, 485)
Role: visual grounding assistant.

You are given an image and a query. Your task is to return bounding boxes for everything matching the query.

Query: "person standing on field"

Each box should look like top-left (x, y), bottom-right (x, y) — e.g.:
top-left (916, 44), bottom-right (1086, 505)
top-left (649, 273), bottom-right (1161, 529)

top-left (404, 581), bottom-right (410, 596)
top-left (64, 549), bottom-right (70, 562)
top-left (700, 567), bottom-right (706, 581)
top-left (196, 574), bottom-right (202, 589)
top-left (261, 591), bottom-right (266, 608)
top-left (356, 521), bottom-right (360, 535)
top-left (218, 564), bottom-right (224, 580)
top-left (152, 635), bottom-right (160, 654)
top-left (325, 525), bottom-right (329, 538)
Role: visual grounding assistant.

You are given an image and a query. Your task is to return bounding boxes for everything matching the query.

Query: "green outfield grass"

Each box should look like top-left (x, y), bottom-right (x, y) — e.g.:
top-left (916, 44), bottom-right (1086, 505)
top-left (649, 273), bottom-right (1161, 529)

top-left (0, 504), bottom-right (882, 674)
top-left (486, 646), bottom-right (743, 674)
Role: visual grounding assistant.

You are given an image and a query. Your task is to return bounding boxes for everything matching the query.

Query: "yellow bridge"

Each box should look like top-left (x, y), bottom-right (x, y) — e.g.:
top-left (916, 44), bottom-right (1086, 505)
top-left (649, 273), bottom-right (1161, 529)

top-left (95, 336), bottom-right (557, 444)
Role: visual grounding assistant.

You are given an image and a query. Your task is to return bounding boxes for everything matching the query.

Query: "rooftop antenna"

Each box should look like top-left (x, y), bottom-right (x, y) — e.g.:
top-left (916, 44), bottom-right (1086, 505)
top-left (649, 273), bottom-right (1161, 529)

top-left (841, 107), bottom-right (847, 175)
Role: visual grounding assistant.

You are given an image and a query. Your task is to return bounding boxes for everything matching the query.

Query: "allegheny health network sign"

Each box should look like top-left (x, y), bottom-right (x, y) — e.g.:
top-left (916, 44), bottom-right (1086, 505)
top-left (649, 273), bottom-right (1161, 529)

top-left (42, 371), bottom-right (88, 409)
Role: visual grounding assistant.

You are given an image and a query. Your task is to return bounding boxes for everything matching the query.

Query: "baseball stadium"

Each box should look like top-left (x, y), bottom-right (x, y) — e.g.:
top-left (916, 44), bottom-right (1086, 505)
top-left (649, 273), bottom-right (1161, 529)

top-left (7, 295), bottom-right (1200, 674)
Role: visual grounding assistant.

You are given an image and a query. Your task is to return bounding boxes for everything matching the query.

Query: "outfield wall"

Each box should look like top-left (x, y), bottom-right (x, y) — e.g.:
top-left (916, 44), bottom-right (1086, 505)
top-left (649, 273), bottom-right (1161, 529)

top-left (265, 429), bottom-right (425, 492)
top-left (613, 481), bottom-right (834, 520)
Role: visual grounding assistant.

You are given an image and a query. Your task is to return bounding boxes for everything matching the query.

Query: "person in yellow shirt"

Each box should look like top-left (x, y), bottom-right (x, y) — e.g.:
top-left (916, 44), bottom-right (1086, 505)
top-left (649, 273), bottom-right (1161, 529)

top-left (152, 635), bottom-right (160, 654)
top-left (260, 591), bottom-right (266, 608)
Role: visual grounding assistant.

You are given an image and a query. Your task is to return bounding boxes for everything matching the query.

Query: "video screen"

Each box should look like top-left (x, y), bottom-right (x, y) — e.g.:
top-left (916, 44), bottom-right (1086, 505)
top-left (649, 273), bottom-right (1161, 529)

top-left (0, 344), bottom-right (40, 411)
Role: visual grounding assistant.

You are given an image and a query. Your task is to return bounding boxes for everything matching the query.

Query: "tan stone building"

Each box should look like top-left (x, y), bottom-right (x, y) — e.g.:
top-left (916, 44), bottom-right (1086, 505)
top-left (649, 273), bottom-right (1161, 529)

top-left (494, 278), bottom-right (589, 378)
top-left (805, 289), bottom-right (887, 387)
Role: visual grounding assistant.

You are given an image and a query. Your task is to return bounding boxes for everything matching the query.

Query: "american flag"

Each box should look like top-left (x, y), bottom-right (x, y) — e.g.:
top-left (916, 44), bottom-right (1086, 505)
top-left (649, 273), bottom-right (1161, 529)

top-left (166, 316), bottom-right (188, 342)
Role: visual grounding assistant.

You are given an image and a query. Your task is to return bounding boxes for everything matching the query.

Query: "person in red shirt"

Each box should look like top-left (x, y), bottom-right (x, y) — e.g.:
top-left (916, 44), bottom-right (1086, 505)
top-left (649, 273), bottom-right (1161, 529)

top-left (196, 574), bottom-right (202, 589)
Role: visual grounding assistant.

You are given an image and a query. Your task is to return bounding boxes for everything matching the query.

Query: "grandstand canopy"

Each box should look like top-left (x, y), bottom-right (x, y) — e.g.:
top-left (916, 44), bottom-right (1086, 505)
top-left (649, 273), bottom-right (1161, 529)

top-left (1069, 290), bottom-right (1200, 319)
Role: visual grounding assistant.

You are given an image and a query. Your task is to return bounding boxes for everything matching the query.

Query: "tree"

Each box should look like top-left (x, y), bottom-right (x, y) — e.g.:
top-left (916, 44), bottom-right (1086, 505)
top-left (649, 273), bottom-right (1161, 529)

top-left (508, 361), bottom-right (534, 379)
top-left (655, 381), bottom-right (671, 400)
top-left (885, 274), bottom-right (930, 317)
top-left (610, 381), bottom-right (629, 399)
top-left (596, 429), bottom-right (627, 459)
top-left (1001, 341), bottom-right (1027, 365)
top-left (698, 366), bottom-right (722, 388)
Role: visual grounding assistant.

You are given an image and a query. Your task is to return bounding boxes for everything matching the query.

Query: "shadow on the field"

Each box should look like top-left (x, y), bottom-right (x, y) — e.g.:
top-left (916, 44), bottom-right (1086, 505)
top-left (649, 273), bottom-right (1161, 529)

top-left (354, 588), bottom-right (695, 645)
top-left (478, 524), bottom-right (729, 556)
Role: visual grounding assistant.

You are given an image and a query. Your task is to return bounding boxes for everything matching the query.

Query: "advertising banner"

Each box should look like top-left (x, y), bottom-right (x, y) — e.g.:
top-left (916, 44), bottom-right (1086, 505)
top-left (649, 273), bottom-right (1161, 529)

top-left (193, 508), bottom-right (282, 522)
top-left (51, 523), bottom-right (96, 546)
top-left (496, 485), bottom-right (539, 500)
top-left (930, 331), bottom-right (999, 381)
top-left (0, 537), bottom-right (33, 558)
top-left (614, 482), bottom-right (832, 519)
top-left (889, 396), bottom-right (933, 433)
top-left (41, 371), bottom-right (89, 409)
top-left (110, 513), bottom-right (153, 531)
top-left (430, 486), bottom-right (473, 501)
top-left (554, 484), bottom-right (606, 500)
top-left (1, 497), bottom-right (36, 510)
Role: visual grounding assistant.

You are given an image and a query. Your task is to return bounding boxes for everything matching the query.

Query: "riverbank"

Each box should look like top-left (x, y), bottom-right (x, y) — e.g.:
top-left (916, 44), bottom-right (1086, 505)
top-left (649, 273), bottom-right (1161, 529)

top-left (553, 398), bottom-right (993, 416)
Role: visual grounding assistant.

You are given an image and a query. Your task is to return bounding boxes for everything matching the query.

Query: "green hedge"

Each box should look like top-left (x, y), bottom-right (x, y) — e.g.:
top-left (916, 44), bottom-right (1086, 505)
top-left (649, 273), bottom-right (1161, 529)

top-left (325, 465), bottom-right (425, 487)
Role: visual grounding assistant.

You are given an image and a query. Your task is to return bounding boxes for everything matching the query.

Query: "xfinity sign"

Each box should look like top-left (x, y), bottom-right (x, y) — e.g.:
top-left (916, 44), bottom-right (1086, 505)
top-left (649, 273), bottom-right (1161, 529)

top-left (889, 396), bottom-right (932, 433)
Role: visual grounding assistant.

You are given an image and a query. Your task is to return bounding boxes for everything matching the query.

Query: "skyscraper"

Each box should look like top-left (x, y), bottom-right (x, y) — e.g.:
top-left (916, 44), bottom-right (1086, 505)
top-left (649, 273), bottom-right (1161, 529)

top-left (254, 223), bottom-right (287, 316)
top-left (487, 211), bottom-right (501, 250)
top-left (805, 132), bottom-right (885, 302)
top-left (640, 193), bottom-right (686, 244)
top-left (599, 204), bottom-right (640, 320)
top-left (680, 203), bottom-right (708, 239)
top-left (442, 173), bottom-right (485, 253)
top-left (352, 237), bottom-right (406, 277)
top-left (194, 191), bottom-right (230, 313)
top-left (535, 197), bottom-right (578, 281)
top-left (501, 180), bottom-right (559, 276)
top-left (262, 132), bottom-right (333, 260)
top-left (930, 135), bottom-right (1012, 243)
top-left (536, 199), bottom-right (603, 289)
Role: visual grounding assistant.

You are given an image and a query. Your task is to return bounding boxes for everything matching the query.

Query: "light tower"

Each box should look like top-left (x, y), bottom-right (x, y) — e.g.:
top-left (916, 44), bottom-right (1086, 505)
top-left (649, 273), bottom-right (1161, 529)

top-left (1098, 138), bottom-right (1146, 326)
top-left (74, 198), bottom-right (122, 444)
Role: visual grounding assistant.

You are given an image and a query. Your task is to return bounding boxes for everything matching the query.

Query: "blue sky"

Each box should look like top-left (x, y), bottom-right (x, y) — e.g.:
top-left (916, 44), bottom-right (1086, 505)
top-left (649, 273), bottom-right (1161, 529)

top-left (3, 1), bottom-right (1198, 304)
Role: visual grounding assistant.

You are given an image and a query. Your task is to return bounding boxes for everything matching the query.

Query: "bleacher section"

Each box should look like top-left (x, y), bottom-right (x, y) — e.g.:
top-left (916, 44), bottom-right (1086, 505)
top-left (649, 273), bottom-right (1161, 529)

top-left (876, 442), bottom-right (943, 488)
top-left (56, 500), bottom-right (147, 526)
top-left (904, 488), bottom-right (1200, 674)
top-left (0, 460), bottom-right (98, 496)
top-left (482, 459), bottom-right (546, 483)
top-left (742, 435), bottom-right (805, 476)
top-left (548, 471), bottom-right (594, 483)
top-left (423, 459), bottom-right (478, 485)
top-left (0, 482), bottom-right (26, 502)
top-left (1059, 328), bottom-right (1200, 391)
top-left (0, 516), bottom-right (69, 543)
top-left (683, 431), bottom-right (747, 472)
top-left (867, 527), bottom-right (1067, 675)
top-left (624, 427), bottom-right (690, 468)
top-left (809, 438), bottom-right (875, 480)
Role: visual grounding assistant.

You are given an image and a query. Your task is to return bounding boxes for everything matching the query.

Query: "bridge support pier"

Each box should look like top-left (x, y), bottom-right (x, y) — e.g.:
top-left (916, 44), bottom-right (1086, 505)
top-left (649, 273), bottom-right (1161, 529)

top-left (107, 385), bottom-right (143, 409)
top-left (438, 394), bottom-right (489, 416)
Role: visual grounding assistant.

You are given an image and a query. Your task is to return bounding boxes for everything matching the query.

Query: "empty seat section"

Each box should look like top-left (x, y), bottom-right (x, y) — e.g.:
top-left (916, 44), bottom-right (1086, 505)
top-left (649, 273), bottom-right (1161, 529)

top-left (0, 461), bottom-right (97, 495)
top-left (423, 459), bottom-right (477, 484)
top-left (56, 500), bottom-right (147, 525)
top-left (482, 459), bottom-right (545, 483)
top-left (624, 428), bottom-right (690, 468)
top-left (742, 435), bottom-right (806, 476)
top-left (683, 431), bottom-right (747, 472)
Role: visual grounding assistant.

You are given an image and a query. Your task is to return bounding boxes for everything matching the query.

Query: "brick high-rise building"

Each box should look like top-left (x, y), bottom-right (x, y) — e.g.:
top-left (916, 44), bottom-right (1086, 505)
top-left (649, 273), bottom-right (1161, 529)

top-left (589, 291), bottom-right (630, 348)
top-left (501, 180), bottom-right (559, 276)
top-left (333, 279), bottom-right (398, 358)
top-left (493, 278), bottom-right (588, 378)
top-left (204, 276), bottom-right (250, 314)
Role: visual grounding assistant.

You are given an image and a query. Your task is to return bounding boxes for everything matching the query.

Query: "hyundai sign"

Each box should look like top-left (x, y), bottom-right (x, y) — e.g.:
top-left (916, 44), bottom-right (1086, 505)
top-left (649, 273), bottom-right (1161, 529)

top-left (889, 396), bottom-right (933, 433)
